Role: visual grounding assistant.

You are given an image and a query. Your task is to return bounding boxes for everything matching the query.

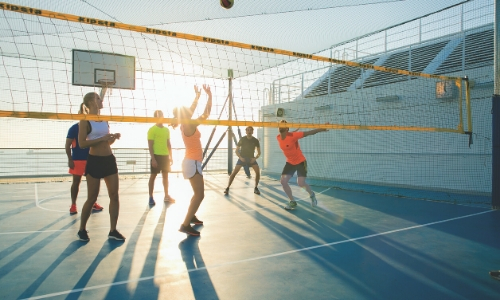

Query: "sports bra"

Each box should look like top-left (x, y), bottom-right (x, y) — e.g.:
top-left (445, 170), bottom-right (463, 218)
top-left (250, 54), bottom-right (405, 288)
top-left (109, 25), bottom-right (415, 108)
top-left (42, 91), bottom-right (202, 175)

top-left (87, 121), bottom-right (109, 140)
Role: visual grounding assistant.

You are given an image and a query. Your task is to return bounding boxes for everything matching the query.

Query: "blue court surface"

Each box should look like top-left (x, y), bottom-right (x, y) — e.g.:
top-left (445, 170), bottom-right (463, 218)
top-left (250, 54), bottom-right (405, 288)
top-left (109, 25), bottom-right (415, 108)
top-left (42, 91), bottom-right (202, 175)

top-left (0, 173), bottom-right (499, 299)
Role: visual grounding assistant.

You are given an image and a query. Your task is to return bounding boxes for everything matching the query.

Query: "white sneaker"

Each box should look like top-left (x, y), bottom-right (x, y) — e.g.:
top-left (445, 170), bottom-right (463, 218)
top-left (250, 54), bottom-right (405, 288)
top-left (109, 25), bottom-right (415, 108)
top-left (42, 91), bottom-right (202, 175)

top-left (310, 193), bottom-right (317, 207)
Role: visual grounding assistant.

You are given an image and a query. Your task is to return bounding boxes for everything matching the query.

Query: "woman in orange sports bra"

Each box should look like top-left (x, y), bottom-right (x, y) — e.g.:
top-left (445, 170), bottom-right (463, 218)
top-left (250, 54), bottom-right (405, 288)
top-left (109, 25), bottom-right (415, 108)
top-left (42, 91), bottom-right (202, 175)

top-left (172, 85), bottom-right (212, 236)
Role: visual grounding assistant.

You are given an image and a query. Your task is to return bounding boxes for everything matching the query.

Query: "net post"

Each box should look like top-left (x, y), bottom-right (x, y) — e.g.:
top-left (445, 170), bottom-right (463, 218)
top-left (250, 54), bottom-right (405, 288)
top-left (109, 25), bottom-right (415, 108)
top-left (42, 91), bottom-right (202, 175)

top-left (457, 78), bottom-right (464, 133)
top-left (227, 69), bottom-right (233, 175)
top-left (464, 77), bottom-right (473, 134)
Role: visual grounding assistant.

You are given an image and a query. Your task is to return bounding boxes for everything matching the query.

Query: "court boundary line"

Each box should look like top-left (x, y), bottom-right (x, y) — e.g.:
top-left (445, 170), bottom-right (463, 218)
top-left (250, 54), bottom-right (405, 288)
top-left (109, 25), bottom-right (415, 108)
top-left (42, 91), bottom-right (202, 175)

top-left (21, 209), bottom-right (494, 300)
top-left (2, 186), bottom-right (487, 236)
top-left (34, 183), bottom-right (67, 213)
top-left (20, 186), bottom-right (331, 234)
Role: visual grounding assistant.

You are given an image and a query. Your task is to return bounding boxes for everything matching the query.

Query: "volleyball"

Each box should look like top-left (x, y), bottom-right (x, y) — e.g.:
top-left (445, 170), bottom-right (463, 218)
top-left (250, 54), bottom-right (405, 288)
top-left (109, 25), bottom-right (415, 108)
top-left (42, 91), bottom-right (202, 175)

top-left (220, 0), bottom-right (234, 9)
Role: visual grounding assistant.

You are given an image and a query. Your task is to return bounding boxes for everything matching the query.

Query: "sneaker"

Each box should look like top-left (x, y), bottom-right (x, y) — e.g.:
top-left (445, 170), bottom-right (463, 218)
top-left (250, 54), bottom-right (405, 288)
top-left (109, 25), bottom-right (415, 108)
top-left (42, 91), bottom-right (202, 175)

top-left (108, 230), bottom-right (126, 241)
top-left (224, 187), bottom-right (229, 195)
top-left (77, 230), bottom-right (89, 242)
top-left (179, 224), bottom-right (200, 236)
top-left (92, 203), bottom-right (104, 211)
top-left (149, 197), bottom-right (155, 206)
top-left (190, 215), bottom-right (203, 225)
top-left (246, 175), bottom-right (252, 179)
top-left (310, 193), bottom-right (318, 207)
top-left (254, 187), bottom-right (260, 195)
top-left (490, 271), bottom-right (500, 281)
top-left (70, 204), bottom-right (78, 215)
top-left (284, 200), bottom-right (298, 210)
top-left (164, 196), bottom-right (176, 203)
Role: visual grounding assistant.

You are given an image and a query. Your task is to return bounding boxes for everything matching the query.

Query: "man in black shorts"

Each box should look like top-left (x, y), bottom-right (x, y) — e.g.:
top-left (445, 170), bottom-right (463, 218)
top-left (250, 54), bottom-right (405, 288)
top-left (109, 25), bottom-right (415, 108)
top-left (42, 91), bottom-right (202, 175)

top-left (224, 126), bottom-right (261, 195)
top-left (147, 110), bottom-right (174, 206)
top-left (277, 120), bottom-right (327, 210)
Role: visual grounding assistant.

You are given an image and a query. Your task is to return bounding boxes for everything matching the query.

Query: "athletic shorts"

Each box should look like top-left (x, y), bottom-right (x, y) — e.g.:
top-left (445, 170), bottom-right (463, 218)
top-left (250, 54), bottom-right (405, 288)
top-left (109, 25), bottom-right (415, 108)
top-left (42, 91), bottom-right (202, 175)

top-left (182, 159), bottom-right (202, 179)
top-left (151, 154), bottom-right (170, 174)
top-left (68, 160), bottom-right (87, 176)
top-left (85, 154), bottom-right (118, 179)
top-left (281, 160), bottom-right (307, 177)
top-left (236, 157), bottom-right (259, 167)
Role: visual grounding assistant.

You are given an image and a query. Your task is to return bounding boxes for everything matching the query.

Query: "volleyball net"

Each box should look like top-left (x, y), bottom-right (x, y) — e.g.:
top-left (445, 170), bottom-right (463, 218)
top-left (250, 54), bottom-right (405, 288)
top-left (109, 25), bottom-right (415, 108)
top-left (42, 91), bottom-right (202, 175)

top-left (0, 2), bottom-right (489, 204)
top-left (0, 2), bottom-right (472, 133)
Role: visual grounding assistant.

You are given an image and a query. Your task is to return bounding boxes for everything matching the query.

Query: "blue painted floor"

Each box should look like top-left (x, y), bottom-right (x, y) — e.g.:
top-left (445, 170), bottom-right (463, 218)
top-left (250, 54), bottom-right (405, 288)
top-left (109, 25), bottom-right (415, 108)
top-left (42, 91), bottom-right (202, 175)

top-left (0, 173), bottom-right (499, 299)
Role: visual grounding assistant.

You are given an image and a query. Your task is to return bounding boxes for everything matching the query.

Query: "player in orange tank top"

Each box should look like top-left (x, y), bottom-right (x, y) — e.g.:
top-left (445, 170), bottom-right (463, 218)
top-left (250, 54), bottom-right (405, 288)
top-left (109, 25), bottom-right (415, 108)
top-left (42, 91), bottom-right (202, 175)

top-left (277, 120), bottom-right (328, 210)
top-left (172, 84), bottom-right (212, 236)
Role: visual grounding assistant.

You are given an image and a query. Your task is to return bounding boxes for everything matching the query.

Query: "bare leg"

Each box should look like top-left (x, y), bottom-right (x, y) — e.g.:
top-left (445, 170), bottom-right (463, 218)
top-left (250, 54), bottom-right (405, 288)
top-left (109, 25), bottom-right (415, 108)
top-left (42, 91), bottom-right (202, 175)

top-left (104, 173), bottom-right (120, 231)
top-left (162, 171), bottom-right (169, 197)
top-left (148, 173), bottom-right (157, 198)
top-left (71, 175), bottom-right (82, 205)
top-left (252, 165), bottom-right (260, 188)
top-left (79, 175), bottom-right (100, 230)
top-left (297, 177), bottom-right (313, 196)
top-left (227, 165), bottom-right (243, 188)
top-left (280, 174), bottom-right (294, 201)
top-left (182, 173), bottom-right (204, 227)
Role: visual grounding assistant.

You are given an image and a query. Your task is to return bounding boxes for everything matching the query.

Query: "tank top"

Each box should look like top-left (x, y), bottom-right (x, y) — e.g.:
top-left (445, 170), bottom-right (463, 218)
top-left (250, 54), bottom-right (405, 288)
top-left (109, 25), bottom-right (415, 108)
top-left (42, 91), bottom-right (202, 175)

top-left (87, 121), bottom-right (109, 140)
top-left (181, 125), bottom-right (202, 161)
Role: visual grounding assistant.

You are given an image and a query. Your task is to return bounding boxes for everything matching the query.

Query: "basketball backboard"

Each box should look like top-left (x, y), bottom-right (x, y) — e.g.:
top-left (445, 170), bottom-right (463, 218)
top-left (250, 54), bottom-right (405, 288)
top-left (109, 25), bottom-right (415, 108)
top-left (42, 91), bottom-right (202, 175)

top-left (72, 49), bottom-right (135, 89)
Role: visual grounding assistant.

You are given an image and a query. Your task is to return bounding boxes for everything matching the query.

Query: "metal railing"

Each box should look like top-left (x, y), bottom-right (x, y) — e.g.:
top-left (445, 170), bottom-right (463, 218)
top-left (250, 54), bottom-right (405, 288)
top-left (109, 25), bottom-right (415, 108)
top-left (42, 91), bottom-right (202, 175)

top-left (0, 148), bottom-right (235, 178)
top-left (270, 0), bottom-right (494, 104)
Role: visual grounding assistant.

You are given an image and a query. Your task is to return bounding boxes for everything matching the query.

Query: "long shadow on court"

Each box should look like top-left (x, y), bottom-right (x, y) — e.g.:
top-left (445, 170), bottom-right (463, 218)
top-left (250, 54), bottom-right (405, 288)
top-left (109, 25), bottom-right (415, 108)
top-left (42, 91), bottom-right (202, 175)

top-left (0, 200), bottom-right (36, 221)
top-left (103, 203), bottom-right (166, 300)
top-left (17, 240), bottom-right (87, 299)
top-left (258, 202), bottom-right (500, 298)
top-left (218, 180), bottom-right (500, 298)
top-left (0, 216), bottom-right (78, 281)
top-left (319, 188), bottom-right (500, 248)
top-left (0, 214), bottom-right (71, 263)
top-left (65, 240), bottom-right (125, 300)
top-left (178, 236), bottom-right (219, 300)
top-left (128, 204), bottom-right (167, 300)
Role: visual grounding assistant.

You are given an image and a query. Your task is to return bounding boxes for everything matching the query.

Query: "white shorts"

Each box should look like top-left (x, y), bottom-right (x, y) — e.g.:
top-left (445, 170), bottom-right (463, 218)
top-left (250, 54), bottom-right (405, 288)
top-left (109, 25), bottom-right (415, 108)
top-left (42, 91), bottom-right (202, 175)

top-left (182, 159), bottom-right (203, 179)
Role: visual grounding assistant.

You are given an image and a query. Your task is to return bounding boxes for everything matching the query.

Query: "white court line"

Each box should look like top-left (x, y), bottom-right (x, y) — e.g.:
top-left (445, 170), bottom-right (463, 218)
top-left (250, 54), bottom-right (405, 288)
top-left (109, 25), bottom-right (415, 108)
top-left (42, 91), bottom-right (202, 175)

top-left (34, 183), bottom-right (67, 213)
top-left (22, 209), bottom-right (494, 300)
top-left (238, 187), bottom-right (331, 213)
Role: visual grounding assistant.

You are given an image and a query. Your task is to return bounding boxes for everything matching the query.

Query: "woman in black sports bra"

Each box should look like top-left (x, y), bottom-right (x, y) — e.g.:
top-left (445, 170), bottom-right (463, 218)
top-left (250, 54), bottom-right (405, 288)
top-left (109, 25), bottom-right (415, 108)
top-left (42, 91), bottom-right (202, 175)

top-left (76, 92), bottom-right (125, 242)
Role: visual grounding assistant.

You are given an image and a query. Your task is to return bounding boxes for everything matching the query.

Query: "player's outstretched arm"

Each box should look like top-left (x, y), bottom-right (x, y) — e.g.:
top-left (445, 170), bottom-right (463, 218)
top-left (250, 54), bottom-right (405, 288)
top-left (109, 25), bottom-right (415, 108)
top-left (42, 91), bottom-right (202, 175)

top-left (303, 127), bottom-right (328, 137)
top-left (188, 85), bottom-right (202, 117)
top-left (198, 84), bottom-right (212, 121)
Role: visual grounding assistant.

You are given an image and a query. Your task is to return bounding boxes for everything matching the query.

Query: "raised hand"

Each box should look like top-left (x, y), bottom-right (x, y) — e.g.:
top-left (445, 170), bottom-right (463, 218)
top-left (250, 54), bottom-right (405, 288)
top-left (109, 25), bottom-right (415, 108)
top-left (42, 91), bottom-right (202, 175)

top-left (194, 85), bottom-right (201, 98)
top-left (202, 84), bottom-right (211, 96)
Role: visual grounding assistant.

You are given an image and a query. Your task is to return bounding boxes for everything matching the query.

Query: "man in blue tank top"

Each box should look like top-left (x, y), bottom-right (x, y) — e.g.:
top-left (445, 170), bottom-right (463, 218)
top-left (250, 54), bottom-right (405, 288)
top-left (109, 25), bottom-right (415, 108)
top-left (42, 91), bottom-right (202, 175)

top-left (66, 122), bottom-right (104, 214)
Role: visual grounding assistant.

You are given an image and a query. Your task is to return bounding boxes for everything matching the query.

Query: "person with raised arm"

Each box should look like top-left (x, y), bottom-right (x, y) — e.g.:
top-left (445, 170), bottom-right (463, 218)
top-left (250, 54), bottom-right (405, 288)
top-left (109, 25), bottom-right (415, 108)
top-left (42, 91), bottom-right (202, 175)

top-left (76, 92), bottom-right (124, 242)
top-left (277, 120), bottom-right (328, 210)
top-left (172, 84), bottom-right (212, 236)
